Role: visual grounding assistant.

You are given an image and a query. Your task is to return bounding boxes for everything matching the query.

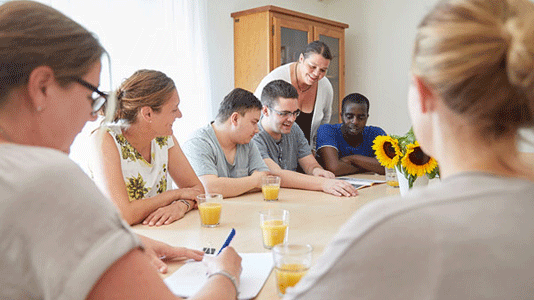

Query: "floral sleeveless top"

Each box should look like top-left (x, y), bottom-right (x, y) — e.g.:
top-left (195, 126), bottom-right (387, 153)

top-left (106, 125), bottom-right (174, 201)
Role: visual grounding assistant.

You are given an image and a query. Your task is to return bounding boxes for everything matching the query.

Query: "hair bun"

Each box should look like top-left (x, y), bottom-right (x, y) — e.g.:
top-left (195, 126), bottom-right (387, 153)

top-left (504, 7), bottom-right (534, 92)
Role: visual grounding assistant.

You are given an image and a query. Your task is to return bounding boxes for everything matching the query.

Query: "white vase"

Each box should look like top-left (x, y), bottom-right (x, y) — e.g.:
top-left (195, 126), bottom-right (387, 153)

top-left (396, 167), bottom-right (429, 197)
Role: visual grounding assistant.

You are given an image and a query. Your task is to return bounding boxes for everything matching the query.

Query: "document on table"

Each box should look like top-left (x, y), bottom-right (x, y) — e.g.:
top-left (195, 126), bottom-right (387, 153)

top-left (164, 252), bottom-right (274, 300)
top-left (337, 177), bottom-right (386, 189)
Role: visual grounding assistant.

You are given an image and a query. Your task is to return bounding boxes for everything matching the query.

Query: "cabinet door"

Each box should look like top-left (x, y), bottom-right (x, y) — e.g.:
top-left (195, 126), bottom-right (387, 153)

top-left (314, 26), bottom-right (344, 124)
top-left (273, 16), bottom-right (313, 68)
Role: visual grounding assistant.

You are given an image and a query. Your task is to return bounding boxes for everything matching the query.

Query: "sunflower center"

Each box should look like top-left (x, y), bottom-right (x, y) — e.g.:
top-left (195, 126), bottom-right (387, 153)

top-left (409, 147), bottom-right (431, 165)
top-left (383, 142), bottom-right (397, 159)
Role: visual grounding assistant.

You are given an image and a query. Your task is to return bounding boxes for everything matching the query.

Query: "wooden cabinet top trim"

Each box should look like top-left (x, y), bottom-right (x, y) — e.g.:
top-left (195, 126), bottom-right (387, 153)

top-left (231, 5), bottom-right (349, 29)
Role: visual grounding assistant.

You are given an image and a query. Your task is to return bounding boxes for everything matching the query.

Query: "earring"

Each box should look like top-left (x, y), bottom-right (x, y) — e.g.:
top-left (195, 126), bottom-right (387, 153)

top-left (36, 106), bottom-right (43, 112)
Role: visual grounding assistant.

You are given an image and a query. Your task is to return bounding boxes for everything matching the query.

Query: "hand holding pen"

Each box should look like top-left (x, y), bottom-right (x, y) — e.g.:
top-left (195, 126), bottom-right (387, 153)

top-left (204, 228), bottom-right (242, 293)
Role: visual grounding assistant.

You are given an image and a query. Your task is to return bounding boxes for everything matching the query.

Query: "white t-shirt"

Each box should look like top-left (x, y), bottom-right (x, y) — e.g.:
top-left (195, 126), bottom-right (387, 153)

top-left (284, 172), bottom-right (534, 300)
top-left (0, 144), bottom-right (140, 300)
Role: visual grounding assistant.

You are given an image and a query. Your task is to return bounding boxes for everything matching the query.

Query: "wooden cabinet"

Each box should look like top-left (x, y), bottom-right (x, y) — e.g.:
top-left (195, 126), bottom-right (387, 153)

top-left (231, 6), bottom-right (348, 123)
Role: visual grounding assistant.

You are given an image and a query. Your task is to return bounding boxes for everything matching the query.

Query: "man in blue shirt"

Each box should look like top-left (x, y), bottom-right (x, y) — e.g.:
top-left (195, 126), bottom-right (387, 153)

top-left (316, 93), bottom-right (386, 176)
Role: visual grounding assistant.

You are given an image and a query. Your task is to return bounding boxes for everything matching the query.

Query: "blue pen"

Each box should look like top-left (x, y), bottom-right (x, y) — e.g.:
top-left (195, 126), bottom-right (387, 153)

top-left (217, 228), bottom-right (236, 255)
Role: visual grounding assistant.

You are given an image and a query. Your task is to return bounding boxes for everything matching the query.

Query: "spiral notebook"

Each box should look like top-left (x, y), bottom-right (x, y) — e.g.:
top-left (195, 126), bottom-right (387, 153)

top-left (164, 253), bottom-right (274, 300)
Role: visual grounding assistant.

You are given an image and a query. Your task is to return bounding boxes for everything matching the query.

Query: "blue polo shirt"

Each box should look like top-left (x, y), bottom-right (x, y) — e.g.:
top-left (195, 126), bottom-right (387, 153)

top-left (316, 123), bottom-right (386, 158)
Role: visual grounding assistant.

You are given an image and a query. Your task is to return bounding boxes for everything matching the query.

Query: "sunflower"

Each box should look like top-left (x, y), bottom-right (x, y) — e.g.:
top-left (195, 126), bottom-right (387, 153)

top-left (372, 135), bottom-right (402, 168)
top-left (401, 142), bottom-right (438, 177)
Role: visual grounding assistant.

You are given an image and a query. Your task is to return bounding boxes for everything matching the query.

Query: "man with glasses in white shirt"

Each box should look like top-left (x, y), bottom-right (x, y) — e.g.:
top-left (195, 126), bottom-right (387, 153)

top-left (252, 80), bottom-right (357, 197)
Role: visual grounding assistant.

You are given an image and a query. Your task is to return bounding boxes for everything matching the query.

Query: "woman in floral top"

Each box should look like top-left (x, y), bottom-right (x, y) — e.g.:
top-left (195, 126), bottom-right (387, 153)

top-left (92, 70), bottom-right (204, 226)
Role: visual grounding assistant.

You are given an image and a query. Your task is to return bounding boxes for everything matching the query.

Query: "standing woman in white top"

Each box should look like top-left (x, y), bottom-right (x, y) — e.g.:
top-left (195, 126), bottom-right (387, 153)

top-left (92, 69), bottom-right (204, 226)
top-left (254, 41), bottom-right (334, 151)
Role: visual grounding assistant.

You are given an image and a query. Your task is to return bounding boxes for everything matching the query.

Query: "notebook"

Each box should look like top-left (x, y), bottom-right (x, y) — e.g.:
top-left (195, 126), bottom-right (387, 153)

top-left (337, 177), bottom-right (386, 189)
top-left (164, 252), bottom-right (274, 300)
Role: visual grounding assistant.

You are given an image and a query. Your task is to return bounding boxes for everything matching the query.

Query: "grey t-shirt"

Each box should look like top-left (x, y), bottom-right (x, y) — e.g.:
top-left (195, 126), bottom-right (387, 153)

top-left (182, 123), bottom-right (268, 178)
top-left (283, 172), bottom-right (534, 300)
top-left (252, 122), bottom-right (312, 171)
top-left (0, 144), bottom-right (141, 300)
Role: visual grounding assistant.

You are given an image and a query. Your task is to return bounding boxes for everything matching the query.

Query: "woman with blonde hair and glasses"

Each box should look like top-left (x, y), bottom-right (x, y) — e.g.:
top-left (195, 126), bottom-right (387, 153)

top-left (0, 1), bottom-right (241, 299)
top-left (284, 0), bottom-right (534, 299)
top-left (91, 69), bottom-right (204, 227)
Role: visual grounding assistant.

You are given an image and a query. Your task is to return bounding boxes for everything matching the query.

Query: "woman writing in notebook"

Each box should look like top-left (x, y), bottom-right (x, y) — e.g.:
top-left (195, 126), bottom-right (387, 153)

top-left (0, 2), bottom-right (241, 299)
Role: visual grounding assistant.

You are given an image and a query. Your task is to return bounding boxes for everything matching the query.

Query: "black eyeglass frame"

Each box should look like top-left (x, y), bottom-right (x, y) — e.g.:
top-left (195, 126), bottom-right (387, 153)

top-left (69, 76), bottom-right (108, 115)
top-left (269, 106), bottom-right (301, 118)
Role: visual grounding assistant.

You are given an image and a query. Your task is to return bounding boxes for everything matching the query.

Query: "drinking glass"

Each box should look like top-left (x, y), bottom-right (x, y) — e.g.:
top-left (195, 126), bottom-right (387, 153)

top-left (259, 209), bottom-right (289, 249)
top-left (272, 244), bottom-right (313, 296)
top-left (197, 193), bottom-right (223, 227)
top-left (385, 167), bottom-right (399, 187)
top-left (262, 175), bottom-right (281, 201)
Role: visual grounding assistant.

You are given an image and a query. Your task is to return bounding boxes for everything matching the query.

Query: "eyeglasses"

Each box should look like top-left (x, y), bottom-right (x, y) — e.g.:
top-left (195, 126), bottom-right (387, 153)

top-left (69, 76), bottom-right (108, 116)
top-left (269, 107), bottom-right (301, 118)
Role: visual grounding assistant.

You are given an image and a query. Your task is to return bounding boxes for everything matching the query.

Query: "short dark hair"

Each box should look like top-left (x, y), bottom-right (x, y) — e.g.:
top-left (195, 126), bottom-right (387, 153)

top-left (303, 41), bottom-right (333, 60)
top-left (216, 88), bottom-right (262, 122)
top-left (342, 93), bottom-right (370, 114)
top-left (260, 80), bottom-right (299, 108)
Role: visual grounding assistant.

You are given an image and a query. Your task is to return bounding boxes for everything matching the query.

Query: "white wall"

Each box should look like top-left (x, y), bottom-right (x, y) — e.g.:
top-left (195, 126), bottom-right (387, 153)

top-left (207, 0), bottom-right (534, 148)
top-left (204, 0), bottom-right (438, 136)
top-left (326, 0), bottom-right (439, 136)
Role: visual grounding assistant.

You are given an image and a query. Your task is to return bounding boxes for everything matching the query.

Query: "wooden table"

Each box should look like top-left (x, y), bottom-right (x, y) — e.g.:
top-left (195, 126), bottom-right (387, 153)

top-left (132, 174), bottom-right (399, 299)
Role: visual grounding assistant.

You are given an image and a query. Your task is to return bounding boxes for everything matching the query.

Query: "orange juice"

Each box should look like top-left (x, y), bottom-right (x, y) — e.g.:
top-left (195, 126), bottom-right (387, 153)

top-left (275, 263), bottom-right (309, 294)
top-left (261, 220), bottom-right (287, 248)
top-left (262, 184), bottom-right (280, 201)
top-left (198, 202), bottom-right (222, 226)
top-left (387, 180), bottom-right (399, 187)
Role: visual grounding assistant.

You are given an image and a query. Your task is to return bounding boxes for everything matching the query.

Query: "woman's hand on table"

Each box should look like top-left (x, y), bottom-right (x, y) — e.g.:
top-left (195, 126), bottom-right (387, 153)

top-left (138, 235), bottom-right (204, 274)
top-left (322, 178), bottom-right (358, 197)
top-left (142, 200), bottom-right (190, 226)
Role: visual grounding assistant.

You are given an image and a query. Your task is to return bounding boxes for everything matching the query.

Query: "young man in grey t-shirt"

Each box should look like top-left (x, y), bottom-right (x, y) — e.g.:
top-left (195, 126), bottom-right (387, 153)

top-left (252, 80), bottom-right (357, 197)
top-left (183, 88), bottom-right (269, 198)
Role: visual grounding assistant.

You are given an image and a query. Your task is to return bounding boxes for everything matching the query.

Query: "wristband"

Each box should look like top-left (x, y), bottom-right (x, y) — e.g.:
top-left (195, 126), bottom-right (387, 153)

top-left (208, 270), bottom-right (239, 297)
top-left (177, 199), bottom-right (191, 211)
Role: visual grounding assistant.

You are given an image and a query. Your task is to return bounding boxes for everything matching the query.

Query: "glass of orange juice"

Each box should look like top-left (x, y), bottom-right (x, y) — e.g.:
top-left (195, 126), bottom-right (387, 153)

top-left (197, 193), bottom-right (223, 228)
top-left (272, 244), bottom-right (313, 296)
top-left (259, 209), bottom-right (289, 249)
top-left (262, 175), bottom-right (281, 201)
top-left (385, 167), bottom-right (399, 188)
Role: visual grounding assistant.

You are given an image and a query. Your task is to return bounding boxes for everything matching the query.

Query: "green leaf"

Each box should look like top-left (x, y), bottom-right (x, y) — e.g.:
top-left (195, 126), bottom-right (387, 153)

top-left (428, 165), bottom-right (440, 179)
top-left (408, 173), bottom-right (417, 189)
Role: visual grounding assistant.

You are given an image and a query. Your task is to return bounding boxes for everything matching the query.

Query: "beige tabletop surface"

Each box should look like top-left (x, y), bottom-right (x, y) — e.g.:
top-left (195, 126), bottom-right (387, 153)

top-left (132, 173), bottom-right (400, 299)
top-left (132, 152), bottom-right (534, 299)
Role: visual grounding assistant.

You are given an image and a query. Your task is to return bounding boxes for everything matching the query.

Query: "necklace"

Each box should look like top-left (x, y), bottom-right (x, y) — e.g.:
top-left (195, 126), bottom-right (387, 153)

top-left (294, 62), bottom-right (312, 93)
top-left (0, 124), bottom-right (14, 143)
